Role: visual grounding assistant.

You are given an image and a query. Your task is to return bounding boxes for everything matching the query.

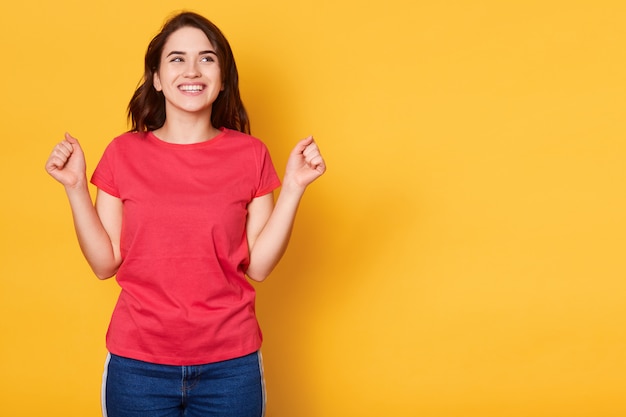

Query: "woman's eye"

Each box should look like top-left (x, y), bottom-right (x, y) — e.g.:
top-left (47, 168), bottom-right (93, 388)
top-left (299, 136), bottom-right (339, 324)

top-left (170, 57), bottom-right (183, 62)
top-left (201, 56), bottom-right (215, 63)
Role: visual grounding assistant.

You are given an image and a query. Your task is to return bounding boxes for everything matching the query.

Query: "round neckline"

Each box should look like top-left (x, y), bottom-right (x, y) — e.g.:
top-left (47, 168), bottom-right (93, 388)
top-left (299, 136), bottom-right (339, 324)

top-left (147, 127), bottom-right (228, 149)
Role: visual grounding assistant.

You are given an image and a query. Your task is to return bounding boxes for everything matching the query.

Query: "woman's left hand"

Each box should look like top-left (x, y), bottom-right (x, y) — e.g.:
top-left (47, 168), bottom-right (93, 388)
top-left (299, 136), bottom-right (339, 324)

top-left (283, 136), bottom-right (326, 191)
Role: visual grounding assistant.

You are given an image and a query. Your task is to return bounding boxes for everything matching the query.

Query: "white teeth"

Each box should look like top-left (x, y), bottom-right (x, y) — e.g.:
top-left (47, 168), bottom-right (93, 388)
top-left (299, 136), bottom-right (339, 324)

top-left (180, 85), bottom-right (203, 91)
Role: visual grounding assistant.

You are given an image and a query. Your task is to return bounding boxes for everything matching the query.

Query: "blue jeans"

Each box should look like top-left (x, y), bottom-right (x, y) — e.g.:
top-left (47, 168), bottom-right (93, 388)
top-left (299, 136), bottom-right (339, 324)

top-left (102, 351), bottom-right (266, 417)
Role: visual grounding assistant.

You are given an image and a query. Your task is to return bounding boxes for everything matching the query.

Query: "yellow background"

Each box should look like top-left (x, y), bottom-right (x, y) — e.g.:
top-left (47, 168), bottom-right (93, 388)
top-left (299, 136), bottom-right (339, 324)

top-left (1, 1), bottom-right (625, 416)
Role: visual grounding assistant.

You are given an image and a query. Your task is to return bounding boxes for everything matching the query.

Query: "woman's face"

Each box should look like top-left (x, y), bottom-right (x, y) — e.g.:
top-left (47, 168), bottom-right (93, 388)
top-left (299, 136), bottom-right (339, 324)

top-left (153, 26), bottom-right (223, 118)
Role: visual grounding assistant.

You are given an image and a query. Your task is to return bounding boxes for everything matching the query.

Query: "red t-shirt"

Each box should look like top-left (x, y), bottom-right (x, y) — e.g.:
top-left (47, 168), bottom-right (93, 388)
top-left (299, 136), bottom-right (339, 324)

top-left (91, 128), bottom-right (281, 365)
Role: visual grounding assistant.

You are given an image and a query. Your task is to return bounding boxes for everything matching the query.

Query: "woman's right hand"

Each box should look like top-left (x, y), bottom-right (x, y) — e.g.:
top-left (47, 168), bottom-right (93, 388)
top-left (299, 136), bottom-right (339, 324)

top-left (45, 133), bottom-right (87, 188)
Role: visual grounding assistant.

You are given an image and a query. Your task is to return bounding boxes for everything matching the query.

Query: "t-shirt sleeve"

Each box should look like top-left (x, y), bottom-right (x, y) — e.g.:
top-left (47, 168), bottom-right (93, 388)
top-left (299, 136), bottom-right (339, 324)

top-left (255, 143), bottom-right (281, 197)
top-left (90, 141), bottom-right (120, 198)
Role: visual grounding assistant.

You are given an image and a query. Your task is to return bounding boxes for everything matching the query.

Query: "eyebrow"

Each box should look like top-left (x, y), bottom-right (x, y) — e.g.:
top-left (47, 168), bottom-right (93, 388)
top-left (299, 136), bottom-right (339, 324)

top-left (166, 50), bottom-right (217, 57)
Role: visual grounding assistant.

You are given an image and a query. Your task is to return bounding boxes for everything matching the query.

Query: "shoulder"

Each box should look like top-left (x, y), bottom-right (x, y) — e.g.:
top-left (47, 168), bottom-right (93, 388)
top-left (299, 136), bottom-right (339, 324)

top-left (222, 128), bottom-right (271, 152)
top-left (109, 131), bottom-right (148, 146)
top-left (102, 131), bottom-right (149, 153)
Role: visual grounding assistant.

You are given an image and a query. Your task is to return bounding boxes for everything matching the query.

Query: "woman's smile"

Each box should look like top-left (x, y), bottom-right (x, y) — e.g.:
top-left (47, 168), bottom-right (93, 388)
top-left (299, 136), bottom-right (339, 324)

top-left (153, 26), bottom-right (223, 115)
top-left (179, 84), bottom-right (206, 93)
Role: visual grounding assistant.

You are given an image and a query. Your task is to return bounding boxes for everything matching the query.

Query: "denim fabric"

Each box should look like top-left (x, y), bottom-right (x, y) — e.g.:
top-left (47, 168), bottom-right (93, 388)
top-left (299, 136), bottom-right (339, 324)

top-left (102, 351), bottom-right (265, 417)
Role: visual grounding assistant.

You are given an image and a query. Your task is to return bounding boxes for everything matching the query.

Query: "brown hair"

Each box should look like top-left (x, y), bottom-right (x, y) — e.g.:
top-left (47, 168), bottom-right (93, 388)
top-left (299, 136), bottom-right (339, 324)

top-left (127, 11), bottom-right (250, 133)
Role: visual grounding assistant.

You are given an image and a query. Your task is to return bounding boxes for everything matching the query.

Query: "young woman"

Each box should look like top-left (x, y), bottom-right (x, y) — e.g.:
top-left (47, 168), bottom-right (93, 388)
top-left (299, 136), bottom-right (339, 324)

top-left (45, 11), bottom-right (325, 417)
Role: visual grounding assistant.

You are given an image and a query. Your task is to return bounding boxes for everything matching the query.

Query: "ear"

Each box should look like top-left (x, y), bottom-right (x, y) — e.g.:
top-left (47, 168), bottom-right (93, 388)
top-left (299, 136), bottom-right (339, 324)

top-left (153, 71), bottom-right (162, 92)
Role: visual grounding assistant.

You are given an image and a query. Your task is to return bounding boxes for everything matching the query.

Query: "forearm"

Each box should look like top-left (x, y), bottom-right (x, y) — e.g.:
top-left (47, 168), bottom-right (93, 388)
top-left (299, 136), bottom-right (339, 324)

top-left (246, 187), bottom-right (304, 281)
top-left (246, 135), bottom-right (326, 281)
top-left (65, 182), bottom-right (121, 279)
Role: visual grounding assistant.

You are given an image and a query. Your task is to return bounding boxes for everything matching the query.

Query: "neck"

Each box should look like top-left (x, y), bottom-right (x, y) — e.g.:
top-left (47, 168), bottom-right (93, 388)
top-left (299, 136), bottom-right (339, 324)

top-left (154, 112), bottom-right (221, 144)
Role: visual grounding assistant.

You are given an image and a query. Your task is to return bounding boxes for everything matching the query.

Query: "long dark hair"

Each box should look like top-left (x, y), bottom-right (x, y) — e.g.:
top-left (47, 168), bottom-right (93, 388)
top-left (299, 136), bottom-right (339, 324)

top-left (128, 11), bottom-right (250, 134)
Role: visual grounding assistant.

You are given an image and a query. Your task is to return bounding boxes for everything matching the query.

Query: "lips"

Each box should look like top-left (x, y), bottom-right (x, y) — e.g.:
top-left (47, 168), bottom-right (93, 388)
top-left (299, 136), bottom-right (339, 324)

top-left (179, 84), bottom-right (205, 92)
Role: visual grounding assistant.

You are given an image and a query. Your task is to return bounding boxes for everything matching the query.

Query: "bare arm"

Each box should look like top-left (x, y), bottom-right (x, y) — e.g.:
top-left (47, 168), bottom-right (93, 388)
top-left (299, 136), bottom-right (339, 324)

top-left (245, 136), bottom-right (326, 281)
top-left (45, 133), bottom-right (123, 279)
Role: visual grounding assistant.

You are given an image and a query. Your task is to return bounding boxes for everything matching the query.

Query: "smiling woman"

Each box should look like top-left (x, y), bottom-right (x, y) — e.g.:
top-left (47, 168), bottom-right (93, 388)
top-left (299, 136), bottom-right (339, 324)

top-left (128, 12), bottom-right (248, 137)
top-left (152, 27), bottom-right (225, 143)
top-left (43, 10), bottom-right (326, 417)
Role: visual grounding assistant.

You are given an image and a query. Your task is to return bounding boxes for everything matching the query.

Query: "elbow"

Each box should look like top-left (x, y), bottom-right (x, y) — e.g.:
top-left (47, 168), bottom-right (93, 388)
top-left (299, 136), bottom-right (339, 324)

top-left (95, 271), bottom-right (116, 280)
top-left (94, 269), bottom-right (117, 280)
top-left (246, 250), bottom-right (281, 282)
top-left (246, 270), bottom-right (270, 282)
top-left (245, 255), bottom-right (272, 282)
top-left (245, 264), bottom-right (273, 282)
top-left (91, 262), bottom-right (121, 280)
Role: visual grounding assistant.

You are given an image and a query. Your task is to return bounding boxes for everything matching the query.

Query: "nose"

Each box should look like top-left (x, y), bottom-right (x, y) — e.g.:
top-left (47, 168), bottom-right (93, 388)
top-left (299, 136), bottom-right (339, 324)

top-left (184, 61), bottom-right (201, 78)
